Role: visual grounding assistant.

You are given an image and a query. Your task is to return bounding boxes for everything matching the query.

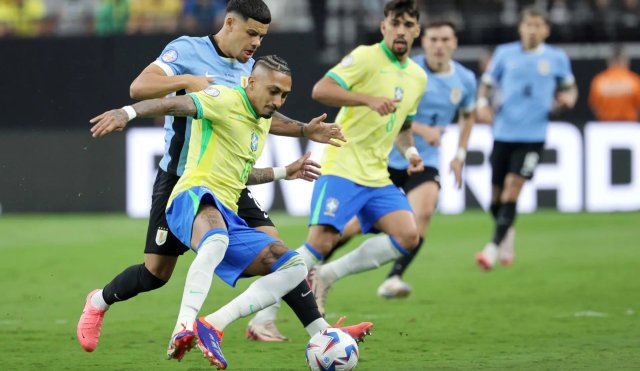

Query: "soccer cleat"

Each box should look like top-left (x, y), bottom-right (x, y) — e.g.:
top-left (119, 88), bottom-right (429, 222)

top-left (167, 323), bottom-right (196, 361)
top-left (377, 275), bottom-right (412, 298)
top-left (498, 227), bottom-right (516, 266)
top-left (77, 289), bottom-right (107, 352)
top-left (308, 266), bottom-right (332, 315)
top-left (194, 317), bottom-right (227, 369)
top-left (475, 242), bottom-right (499, 271)
top-left (246, 319), bottom-right (288, 342)
top-left (332, 316), bottom-right (374, 343)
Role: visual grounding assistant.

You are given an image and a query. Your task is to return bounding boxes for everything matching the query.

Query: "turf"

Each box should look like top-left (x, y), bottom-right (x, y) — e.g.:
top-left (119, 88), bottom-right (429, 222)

top-left (1, 211), bottom-right (639, 370)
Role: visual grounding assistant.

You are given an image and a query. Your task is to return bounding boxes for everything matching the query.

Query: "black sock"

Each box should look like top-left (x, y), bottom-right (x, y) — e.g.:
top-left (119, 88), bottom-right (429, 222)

top-left (490, 202), bottom-right (501, 220)
top-left (102, 264), bottom-right (167, 305)
top-left (387, 237), bottom-right (424, 279)
top-left (323, 236), bottom-right (351, 262)
top-left (492, 202), bottom-right (516, 246)
top-left (281, 280), bottom-right (322, 326)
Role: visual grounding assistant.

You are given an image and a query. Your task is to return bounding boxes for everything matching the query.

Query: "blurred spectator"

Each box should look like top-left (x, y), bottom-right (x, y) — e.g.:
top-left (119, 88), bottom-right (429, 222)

top-left (50, 0), bottom-right (96, 36)
top-left (589, 45), bottom-right (640, 121)
top-left (127, 0), bottom-right (181, 34)
top-left (181, 0), bottom-right (226, 34)
top-left (263, 0), bottom-right (311, 31)
top-left (0, 0), bottom-right (47, 37)
top-left (95, 0), bottom-right (129, 36)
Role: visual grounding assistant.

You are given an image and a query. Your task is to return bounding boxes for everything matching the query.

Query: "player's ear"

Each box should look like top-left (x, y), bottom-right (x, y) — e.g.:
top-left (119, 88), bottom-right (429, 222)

top-left (225, 14), bottom-right (235, 31)
top-left (380, 20), bottom-right (386, 35)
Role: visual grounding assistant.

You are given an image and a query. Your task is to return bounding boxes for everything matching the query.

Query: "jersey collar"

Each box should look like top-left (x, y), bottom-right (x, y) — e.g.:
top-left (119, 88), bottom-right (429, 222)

top-left (379, 40), bottom-right (409, 69)
top-left (234, 85), bottom-right (260, 120)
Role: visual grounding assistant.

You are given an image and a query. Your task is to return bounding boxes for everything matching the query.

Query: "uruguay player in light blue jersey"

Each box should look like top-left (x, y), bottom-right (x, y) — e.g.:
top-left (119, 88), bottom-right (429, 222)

top-left (331, 20), bottom-right (477, 298)
top-left (475, 6), bottom-right (577, 271)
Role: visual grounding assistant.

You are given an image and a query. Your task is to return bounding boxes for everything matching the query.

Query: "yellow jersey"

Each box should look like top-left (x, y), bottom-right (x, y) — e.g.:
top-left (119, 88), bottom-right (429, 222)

top-left (168, 85), bottom-right (271, 212)
top-left (322, 41), bottom-right (427, 187)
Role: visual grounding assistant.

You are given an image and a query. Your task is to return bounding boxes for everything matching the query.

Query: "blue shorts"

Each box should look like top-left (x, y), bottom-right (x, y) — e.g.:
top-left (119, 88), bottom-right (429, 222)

top-left (166, 186), bottom-right (280, 287)
top-left (308, 175), bottom-right (412, 234)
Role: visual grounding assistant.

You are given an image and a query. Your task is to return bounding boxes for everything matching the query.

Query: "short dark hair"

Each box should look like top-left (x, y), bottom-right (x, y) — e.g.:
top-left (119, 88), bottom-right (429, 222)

top-left (227, 0), bottom-right (271, 24)
top-left (520, 6), bottom-right (549, 24)
top-left (424, 19), bottom-right (457, 34)
top-left (383, 0), bottom-right (420, 21)
top-left (253, 55), bottom-right (291, 76)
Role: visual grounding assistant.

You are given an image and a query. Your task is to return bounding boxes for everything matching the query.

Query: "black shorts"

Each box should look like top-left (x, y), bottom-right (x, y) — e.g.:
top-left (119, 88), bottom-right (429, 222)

top-left (388, 166), bottom-right (441, 194)
top-left (490, 140), bottom-right (545, 185)
top-left (236, 187), bottom-right (275, 229)
top-left (144, 169), bottom-right (189, 256)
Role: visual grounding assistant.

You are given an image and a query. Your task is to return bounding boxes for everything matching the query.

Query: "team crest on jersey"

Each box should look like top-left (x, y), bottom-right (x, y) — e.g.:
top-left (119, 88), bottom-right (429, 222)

top-left (204, 87), bottom-right (220, 97)
top-left (538, 60), bottom-right (550, 76)
top-left (241, 75), bottom-right (249, 88)
top-left (394, 87), bottom-right (404, 101)
top-left (340, 55), bottom-right (354, 67)
top-left (161, 49), bottom-right (178, 63)
top-left (250, 132), bottom-right (258, 152)
top-left (155, 227), bottom-right (168, 246)
top-left (323, 198), bottom-right (340, 217)
top-left (450, 87), bottom-right (462, 105)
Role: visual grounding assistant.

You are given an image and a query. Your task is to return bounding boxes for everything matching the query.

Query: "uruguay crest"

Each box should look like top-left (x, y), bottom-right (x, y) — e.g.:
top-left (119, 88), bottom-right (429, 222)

top-left (450, 87), bottom-right (462, 104)
top-left (538, 60), bottom-right (550, 76)
top-left (155, 227), bottom-right (168, 246)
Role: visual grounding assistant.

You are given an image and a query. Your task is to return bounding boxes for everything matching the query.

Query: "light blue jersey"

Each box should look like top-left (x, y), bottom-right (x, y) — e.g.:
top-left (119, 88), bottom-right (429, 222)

top-left (388, 58), bottom-right (477, 170)
top-left (482, 42), bottom-right (574, 142)
top-left (153, 35), bottom-right (254, 176)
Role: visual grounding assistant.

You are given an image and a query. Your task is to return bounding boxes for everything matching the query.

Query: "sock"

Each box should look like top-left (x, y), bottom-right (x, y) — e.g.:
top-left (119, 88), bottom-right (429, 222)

top-left (492, 202), bottom-right (517, 246)
top-left (101, 264), bottom-right (167, 306)
top-left (174, 229), bottom-right (228, 333)
top-left (304, 317), bottom-right (331, 337)
top-left (320, 235), bottom-right (406, 284)
top-left (490, 202), bottom-right (501, 220)
top-left (323, 236), bottom-right (350, 262)
top-left (251, 299), bottom-right (281, 324)
top-left (281, 280), bottom-right (322, 328)
top-left (204, 252), bottom-right (307, 331)
top-left (387, 237), bottom-right (423, 279)
top-left (296, 243), bottom-right (323, 270)
top-left (90, 289), bottom-right (109, 311)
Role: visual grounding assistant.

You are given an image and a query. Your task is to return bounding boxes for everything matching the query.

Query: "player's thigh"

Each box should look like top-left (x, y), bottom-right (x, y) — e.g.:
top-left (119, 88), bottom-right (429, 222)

top-left (374, 209), bottom-right (419, 249)
top-left (243, 242), bottom-right (290, 277)
top-left (490, 141), bottom-right (511, 188)
top-left (340, 217), bottom-right (362, 242)
top-left (191, 204), bottom-right (226, 249)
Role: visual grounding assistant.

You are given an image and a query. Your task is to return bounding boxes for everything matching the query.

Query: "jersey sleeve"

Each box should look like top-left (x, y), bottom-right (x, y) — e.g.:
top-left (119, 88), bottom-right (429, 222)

top-left (460, 70), bottom-right (478, 113)
top-left (187, 87), bottom-right (224, 121)
top-left (153, 36), bottom-right (196, 77)
top-left (325, 46), bottom-right (372, 90)
top-left (481, 46), bottom-right (506, 86)
top-left (555, 50), bottom-right (576, 88)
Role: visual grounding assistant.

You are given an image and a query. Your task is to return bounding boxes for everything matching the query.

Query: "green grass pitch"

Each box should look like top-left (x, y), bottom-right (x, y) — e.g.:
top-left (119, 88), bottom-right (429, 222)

top-left (1, 211), bottom-right (639, 370)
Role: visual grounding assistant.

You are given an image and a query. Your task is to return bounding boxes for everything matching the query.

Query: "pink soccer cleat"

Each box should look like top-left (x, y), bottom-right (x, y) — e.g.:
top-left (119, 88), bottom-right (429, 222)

top-left (332, 316), bottom-right (374, 343)
top-left (76, 289), bottom-right (107, 352)
top-left (476, 242), bottom-right (498, 271)
top-left (246, 319), bottom-right (288, 342)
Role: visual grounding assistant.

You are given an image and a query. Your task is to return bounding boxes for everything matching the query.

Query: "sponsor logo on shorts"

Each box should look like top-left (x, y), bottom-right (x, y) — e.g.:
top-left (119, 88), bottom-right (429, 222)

top-left (155, 227), bottom-right (168, 246)
top-left (161, 49), bottom-right (178, 63)
top-left (324, 198), bottom-right (339, 217)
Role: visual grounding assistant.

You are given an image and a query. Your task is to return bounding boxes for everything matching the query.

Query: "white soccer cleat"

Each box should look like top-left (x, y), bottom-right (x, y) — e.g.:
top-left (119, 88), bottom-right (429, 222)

top-left (498, 227), bottom-right (516, 266)
top-left (475, 242), bottom-right (498, 271)
top-left (246, 319), bottom-right (288, 342)
top-left (377, 275), bottom-right (412, 298)
top-left (308, 266), bottom-right (332, 316)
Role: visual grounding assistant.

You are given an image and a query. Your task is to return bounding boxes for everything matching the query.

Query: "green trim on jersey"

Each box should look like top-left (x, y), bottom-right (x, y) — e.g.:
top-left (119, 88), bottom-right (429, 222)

top-left (326, 71), bottom-right (349, 90)
top-left (379, 40), bottom-right (409, 70)
top-left (234, 85), bottom-right (259, 119)
top-left (406, 114), bottom-right (416, 122)
top-left (197, 118), bottom-right (213, 165)
top-left (310, 182), bottom-right (329, 225)
top-left (188, 93), bottom-right (204, 119)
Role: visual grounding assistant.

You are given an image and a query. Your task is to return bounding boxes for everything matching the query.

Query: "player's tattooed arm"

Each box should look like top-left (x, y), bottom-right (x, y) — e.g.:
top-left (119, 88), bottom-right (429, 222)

top-left (270, 112), bottom-right (346, 147)
top-left (395, 120), bottom-right (424, 175)
top-left (246, 152), bottom-right (321, 185)
top-left (89, 96), bottom-right (196, 138)
top-left (246, 168), bottom-right (275, 185)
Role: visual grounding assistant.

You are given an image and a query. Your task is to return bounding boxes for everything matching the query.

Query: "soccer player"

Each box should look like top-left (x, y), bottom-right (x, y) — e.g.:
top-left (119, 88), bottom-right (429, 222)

top-left (297, 0), bottom-right (426, 314)
top-left (76, 0), bottom-right (345, 351)
top-left (325, 20), bottom-right (477, 298)
top-left (474, 7), bottom-right (577, 270)
top-left (88, 56), bottom-right (372, 369)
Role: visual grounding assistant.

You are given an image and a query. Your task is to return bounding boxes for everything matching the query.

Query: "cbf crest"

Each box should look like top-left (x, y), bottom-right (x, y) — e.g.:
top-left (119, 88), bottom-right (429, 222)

top-left (250, 132), bottom-right (259, 152)
top-left (323, 198), bottom-right (340, 217)
top-left (394, 87), bottom-right (404, 101)
top-left (450, 87), bottom-right (462, 105)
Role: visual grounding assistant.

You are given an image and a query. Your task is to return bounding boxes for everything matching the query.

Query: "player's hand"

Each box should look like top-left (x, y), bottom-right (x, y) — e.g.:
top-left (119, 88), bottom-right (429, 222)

top-left (450, 158), bottom-right (463, 189)
top-left (552, 91), bottom-right (575, 112)
top-left (304, 113), bottom-right (347, 147)
top-left (285, 152), bottom-right (322, 182)
top-left (476, 106), bottom-right (494, 124)
top-left (184, 74), bottom-right (215, 93)
top-left (366, 96), bottom-right (400, 116)
top-left (414, 124), bottom-right (442, 146)
top-left (89, 109), bottom-right (129, 138)
top-left (407, 154), bottom-right (424, 175)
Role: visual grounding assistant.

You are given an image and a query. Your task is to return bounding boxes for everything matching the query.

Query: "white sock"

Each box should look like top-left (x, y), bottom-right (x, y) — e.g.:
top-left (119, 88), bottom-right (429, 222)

top-left (296, 243), bottom-right (321, 270)
top-left (320, 235), bottom-right (403, 284)
top-left (90, 289), bottom-right (109, 311)
top-left (204, 256), bottom-right (307, 331)
top-left (304, 317), bottom-right (331, 337)
top-left (173, 233), bottom-right (228, 334)
top-left (251, 299), bottom-right (281, 324)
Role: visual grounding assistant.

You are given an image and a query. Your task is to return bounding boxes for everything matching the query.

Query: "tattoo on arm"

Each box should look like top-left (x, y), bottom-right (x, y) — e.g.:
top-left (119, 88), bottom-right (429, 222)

top-left (246, 167), bottom-right (275, 185)
top-left (271, 111), bottom-right (305, 137)
top-left (132, 95), bottom-right (197, 118)
top-left (394, 120), bottom-right (414, 153)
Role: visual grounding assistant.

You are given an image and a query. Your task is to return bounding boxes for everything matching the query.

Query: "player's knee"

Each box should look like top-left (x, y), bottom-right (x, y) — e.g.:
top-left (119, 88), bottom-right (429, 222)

top-left (144, 255), bottom-right (177, 282)
top-left (273, 251), bottom-right (308, 281)
top-left (139, 265), bottom-right (168, 291)
top-left (414, 208), bottom-right (434, 226)
top-left (306, 231), bottom-right (340, 256)
top-left (394, 230), bottom-right (420, 251)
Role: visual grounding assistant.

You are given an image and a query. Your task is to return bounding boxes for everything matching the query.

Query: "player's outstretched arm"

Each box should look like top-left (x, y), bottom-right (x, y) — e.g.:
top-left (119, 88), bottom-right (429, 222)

top-left (475, 82), bottom-right (494, 124)
top-left (270, 112), bottom-right (346, 147)
top-left (312, 76), bottom-right (399, 116)
top-left (246, 152), bottom-right (321, 185)
top-left (449, 111), bottom-right (476, 189)
top-left (395, 120), bottom-right (424, 175)
top-left (89, 96), bottom-right (197, 138)
top-left (130, 64), bottom-right (214, 100)
top-left (552, 84), bottom-right (578, 113)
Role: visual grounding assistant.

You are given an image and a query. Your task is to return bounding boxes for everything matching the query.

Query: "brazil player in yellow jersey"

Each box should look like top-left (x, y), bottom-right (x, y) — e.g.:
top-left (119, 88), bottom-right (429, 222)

top-left (89, 56), bottom-right (373, 368)
top-left (301, 0), bottom-right (426, 314)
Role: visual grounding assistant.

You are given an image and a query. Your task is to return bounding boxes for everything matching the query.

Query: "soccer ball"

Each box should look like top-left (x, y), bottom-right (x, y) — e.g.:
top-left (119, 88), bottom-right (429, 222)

top-left (306, 328), bottom-right (359, 371)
